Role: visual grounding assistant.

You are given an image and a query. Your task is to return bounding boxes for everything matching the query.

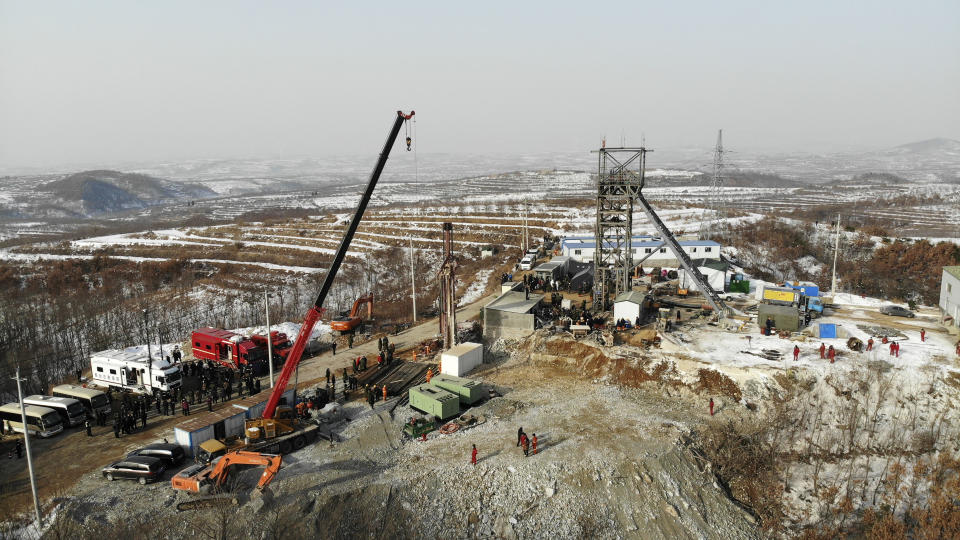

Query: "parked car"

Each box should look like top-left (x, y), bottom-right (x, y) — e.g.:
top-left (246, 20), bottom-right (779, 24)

top-left (879, 305), bottom-right (915, 318)
top-left (127, 443), bottom-right (185, 468)
top-left (519, 257), bottom-right (534, 271)
top-left (102, 456), bottom-right (166, 485)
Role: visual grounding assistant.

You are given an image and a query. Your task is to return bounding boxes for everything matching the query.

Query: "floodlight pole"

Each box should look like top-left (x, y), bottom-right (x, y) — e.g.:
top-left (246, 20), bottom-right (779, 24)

top-left (264, 291), bottom-right (274, 388)
top-left (409, 235), bottom-right (417, 323)
top-left (13, 367), bottom-right (42, 526)
top-left (143, 308), bottom-right (153, 389)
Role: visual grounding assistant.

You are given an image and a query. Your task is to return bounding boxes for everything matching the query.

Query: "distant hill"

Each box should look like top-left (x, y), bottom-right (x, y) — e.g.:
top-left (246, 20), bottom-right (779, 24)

top-left (827, 172), bottom-right (910, 186)
top-left (41, 170), bottom-right (216, 215)
top-left (891, 137), bottom-right (960, 155)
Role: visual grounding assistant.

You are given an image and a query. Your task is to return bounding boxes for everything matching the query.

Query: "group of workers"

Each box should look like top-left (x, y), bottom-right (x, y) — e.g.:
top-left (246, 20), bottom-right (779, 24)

top-left (785, 328), bottom-right (937, 364)
top-left (516, 426), bottom-right (539, 457)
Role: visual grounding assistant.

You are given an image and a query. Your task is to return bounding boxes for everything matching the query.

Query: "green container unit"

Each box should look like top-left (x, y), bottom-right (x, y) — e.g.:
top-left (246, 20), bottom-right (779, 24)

top-left (430, 374), bottom-right (484, 405)
top-left (408, 384), bottom-right (460, 420)
top-left (729, 278), bottom-right (750, 294)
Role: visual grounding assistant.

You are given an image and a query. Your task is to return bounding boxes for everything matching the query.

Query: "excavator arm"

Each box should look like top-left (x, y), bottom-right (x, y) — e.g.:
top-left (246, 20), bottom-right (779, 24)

top-left (261, 110), bottom-right (414, 420)
top-left (350, 293), bottom-right (374, 318)
top-left (209, 451), bottom-right (283, 491)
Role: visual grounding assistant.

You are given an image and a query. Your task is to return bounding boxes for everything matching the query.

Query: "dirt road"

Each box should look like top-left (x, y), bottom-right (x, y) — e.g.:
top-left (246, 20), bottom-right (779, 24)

top-left (291, 294), bottom-right (497, 385)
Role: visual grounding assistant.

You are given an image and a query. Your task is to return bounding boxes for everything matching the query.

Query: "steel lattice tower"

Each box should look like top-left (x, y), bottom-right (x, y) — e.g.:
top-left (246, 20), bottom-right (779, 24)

top-left (593, 146), bottom-right (648, 310)
top-left (700, 129), bottom-right (725, 240)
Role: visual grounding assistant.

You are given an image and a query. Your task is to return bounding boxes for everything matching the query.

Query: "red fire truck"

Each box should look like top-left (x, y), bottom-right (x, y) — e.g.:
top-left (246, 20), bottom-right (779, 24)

top-left (190, 328), bottom-right (293, 372)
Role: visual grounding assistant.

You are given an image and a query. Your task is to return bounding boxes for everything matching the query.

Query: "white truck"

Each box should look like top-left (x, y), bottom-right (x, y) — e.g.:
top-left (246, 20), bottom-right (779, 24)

top-left (90, 349), bottom-right (182, 395)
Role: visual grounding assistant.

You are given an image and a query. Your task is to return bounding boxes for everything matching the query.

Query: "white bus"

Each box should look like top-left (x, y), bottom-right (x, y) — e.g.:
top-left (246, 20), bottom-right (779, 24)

top-left (0, 403), bottom-right (64, 438)
top-left (90, 349), bottom-right (182, 395)
top-left (23, 395), bottom-right (86, 427)
top-left (51, 384), bottom-right (112, 416)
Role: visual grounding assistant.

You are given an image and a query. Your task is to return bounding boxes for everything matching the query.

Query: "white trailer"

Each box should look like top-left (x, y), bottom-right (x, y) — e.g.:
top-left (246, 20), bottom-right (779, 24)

top-left (90, 349), bottom-right (182, 395)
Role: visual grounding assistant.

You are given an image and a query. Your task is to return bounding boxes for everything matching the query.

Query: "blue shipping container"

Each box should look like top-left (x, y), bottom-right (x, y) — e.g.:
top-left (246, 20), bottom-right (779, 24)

top-left (787, 282), bottom-right (820, 298)
top-left (818, 323), bottom-right (836, 339)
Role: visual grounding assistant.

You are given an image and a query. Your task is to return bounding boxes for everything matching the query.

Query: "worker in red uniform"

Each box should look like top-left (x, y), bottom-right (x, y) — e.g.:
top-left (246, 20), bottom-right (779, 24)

top-left (920, 329), bottom-right (926, 342)
top-left (709, 397), bottom-right (714, 416)
top-left (889, 341), bottom-right (896, 356)
top-left (866, 338), bottom-right (874, 351)
top-left (894, 342), bottom-right (900, 358)
top-left (819, 343), bottom-right (826, 359)
top-left (956, 342), bottom-right (960, 357)
top-left (520, 433), bottom-right (530, 457)
top-left (828, 345), bottom-right (836, 364)
top-left (382, 384), bottom-right (387, 401)
top-left (793, 345), bottom-right (800, 361)
top-left (532, 434), bottom-right (538, 455)
top-left (471, 444), bottom-right (478, 465)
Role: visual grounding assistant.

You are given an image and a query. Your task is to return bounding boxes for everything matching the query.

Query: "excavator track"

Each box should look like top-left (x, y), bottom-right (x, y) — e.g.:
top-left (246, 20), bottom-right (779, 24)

top-left (176, 496), bottom-right (238, 512)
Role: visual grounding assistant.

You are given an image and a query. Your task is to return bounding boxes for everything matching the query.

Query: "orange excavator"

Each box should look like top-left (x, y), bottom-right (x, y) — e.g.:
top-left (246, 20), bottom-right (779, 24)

top-left (172, 450), bottom-right (282, 494)
top-left (330, 293), bottom-right (373, 334)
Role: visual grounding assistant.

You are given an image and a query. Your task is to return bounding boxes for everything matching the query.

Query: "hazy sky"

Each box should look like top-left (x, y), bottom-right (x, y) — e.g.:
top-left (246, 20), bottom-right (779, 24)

top-left (1, 1), bottom-right (958, 171)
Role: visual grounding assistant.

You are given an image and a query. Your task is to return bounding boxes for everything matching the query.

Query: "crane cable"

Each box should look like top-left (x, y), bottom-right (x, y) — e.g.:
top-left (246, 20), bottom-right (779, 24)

top-left (413, 116), bottom-right (419, 184)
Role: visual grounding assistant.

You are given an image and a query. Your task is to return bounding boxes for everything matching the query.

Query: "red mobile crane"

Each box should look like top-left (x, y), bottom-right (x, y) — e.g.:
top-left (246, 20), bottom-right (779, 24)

top-left (243, 110), bottom-right (415, 446)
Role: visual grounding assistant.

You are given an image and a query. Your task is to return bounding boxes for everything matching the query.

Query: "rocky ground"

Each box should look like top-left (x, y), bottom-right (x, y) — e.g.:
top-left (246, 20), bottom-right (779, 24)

top-left (6, 294), bottom-right (958, 539)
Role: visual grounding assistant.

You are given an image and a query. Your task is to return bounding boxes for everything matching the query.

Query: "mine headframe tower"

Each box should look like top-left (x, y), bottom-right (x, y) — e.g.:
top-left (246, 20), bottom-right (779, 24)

top-left (593, 146), bottom-right (647, 310)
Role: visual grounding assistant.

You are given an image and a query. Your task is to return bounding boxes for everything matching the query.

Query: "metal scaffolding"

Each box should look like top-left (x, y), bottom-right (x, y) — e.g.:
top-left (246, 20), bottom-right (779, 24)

top-left (593, 147), bottom-right (647, 309)
top-left (438, 222), bottom-right (457, 350)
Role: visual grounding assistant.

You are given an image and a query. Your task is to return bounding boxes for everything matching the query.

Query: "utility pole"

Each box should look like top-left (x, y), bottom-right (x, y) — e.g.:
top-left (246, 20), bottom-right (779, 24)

top-left (264, 291), bottom-right (274, 388)
top-left (142, 309), bottom-right (152, 389)
top-left (831, 213), bottom-right (841, 296)
top-left (409, 235), bottom-right (417, 322)
top-left (13, 367), bottom-right (42, 526)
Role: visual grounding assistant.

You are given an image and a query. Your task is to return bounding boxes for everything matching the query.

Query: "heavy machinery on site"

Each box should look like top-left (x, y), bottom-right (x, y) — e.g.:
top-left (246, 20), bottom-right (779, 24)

top-left (190, 327), bottom-right (293, 373)
top-left (330, 293), bottom-right (373, 334)
top-left (243, 110), bottom-right (414, 449)
top-left (172, 450), bottom-right (282, 494)
top-left (183, 111), bottom-right (415, 469)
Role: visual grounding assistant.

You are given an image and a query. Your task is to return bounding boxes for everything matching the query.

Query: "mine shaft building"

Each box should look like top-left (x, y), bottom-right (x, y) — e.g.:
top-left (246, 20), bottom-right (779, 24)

top-left (483, 290), bottom-right (545, 340)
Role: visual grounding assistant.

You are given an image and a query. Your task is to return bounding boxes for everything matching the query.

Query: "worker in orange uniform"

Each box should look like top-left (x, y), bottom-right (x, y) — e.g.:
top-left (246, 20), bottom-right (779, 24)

top-left (819, 343), bottom-right (826, 359)
top-left (382, 384), bottom-right (387, 401)
top-left (426, 368), bottom-right (433, 384)
top-left (792, 345), bottom-right (800, 361)
top-left (828, 345), bottom-right (836, 364)
top-left (471, 444), bottom-right (478, 466)
top-left (532, 434), bottom-right (538, 455)
top-left (866, 338), bottom-right (874, 351)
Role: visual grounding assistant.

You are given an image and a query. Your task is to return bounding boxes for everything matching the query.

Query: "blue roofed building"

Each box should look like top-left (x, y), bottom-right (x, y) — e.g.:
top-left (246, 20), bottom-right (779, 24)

top-left (560, 235), bottom-right (721, 268)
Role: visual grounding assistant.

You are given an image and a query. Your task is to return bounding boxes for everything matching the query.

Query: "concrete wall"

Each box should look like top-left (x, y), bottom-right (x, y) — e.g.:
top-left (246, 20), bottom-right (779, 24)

top-left (483, 308), bottom-right (535, 341)
top-left (939, 269), bottom-right (960, 328)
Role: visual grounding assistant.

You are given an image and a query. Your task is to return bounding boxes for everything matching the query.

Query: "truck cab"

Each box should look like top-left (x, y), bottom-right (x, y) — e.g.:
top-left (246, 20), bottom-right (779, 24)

top-left (192, 328), bottom-right (267, 373)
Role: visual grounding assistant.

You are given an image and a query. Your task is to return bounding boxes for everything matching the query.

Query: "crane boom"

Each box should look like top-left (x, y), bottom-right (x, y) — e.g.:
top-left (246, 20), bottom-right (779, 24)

top-left (261, 110), bottom-right (414, 419)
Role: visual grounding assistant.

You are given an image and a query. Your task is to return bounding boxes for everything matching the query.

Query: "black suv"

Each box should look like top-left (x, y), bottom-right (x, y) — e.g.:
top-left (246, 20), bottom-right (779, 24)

top-left (127, 443), bottom-right (186, 468)
top-left (102, 456), bottom-right (165, 485)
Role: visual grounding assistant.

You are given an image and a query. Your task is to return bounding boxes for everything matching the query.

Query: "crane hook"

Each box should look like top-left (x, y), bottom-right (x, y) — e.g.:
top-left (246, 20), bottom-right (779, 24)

top-left (406, 136), bottom-right (412, 151)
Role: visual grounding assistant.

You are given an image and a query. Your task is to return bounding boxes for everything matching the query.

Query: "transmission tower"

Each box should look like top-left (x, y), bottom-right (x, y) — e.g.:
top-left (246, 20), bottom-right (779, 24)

top-left (593, 146), bottom-right (647, 310)
top-left (699, 129), bottom-right (725, 240)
